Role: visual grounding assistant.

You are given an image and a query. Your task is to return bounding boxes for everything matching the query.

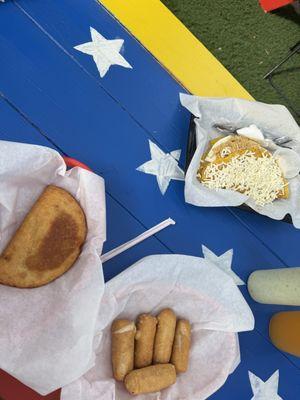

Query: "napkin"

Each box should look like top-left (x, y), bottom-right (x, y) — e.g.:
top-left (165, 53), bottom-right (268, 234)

top-left (180, 94), bottom-right (300, 227)
top-left (61, 253), bottom-right (254, 400)
top-left (0, 141), bottom-right (106, 395)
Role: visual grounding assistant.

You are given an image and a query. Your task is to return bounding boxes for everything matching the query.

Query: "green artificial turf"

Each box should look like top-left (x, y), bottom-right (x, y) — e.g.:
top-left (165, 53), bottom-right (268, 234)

top-left (162, 0), bottom-right (300, 121)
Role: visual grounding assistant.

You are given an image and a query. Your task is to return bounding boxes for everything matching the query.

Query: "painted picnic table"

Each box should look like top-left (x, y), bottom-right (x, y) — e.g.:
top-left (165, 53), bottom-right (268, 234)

top-left (0, 0), bottom-right (299, 399)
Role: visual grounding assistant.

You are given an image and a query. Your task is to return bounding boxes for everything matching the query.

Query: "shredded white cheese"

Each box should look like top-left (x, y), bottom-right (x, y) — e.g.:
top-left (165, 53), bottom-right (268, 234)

top-left (200, 150), bottom-right (287, 206)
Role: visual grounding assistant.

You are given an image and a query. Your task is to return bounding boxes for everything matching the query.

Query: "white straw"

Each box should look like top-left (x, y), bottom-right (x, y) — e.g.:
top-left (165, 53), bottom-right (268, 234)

top-left (101, 218), bottom-right (175, 263)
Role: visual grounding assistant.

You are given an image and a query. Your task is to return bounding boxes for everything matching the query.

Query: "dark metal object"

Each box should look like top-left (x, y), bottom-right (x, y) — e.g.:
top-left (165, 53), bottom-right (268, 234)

top-left (213, 123), bottom-right (237, 133)
top-left (264, 41), bottom-right (300, 121)
top-left (213, 123), bottom-right (292, 146)
top-left (273, 136), bottom-right (293, 146)
top-left (263, 41), bottom-right (300, 79)
top-left (185, 116), bottom-right (292, 224)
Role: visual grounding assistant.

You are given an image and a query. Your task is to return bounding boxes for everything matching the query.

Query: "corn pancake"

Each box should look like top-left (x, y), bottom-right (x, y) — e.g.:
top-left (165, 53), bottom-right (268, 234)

top-left (205, 135), bottom-right (261, 163)
top-left (199, 135), bottom-right (289, 201)
top-left (0, 185), bottom-right (87, 288)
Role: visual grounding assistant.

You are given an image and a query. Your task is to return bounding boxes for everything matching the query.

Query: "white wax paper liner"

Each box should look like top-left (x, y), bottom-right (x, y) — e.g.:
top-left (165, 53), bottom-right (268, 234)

top-left (0, 141), bottom-right (106, 395)
top-left (61, 254), bottom-right (254, 400)
top-left (180, 94), bottom-right (300, 228)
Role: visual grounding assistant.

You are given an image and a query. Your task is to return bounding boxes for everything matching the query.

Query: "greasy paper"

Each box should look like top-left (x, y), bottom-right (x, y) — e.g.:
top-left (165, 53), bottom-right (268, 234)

top-left (0, 141), bottom-right (106, 395)
top-left (180, 94), bottom-right (300, 227)
top-left (61, 253), bottom-right (254, 400)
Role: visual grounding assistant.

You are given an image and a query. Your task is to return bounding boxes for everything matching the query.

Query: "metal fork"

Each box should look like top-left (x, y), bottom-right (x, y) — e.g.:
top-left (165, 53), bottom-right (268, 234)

top-left (213, 123), bottom-right (292, 147)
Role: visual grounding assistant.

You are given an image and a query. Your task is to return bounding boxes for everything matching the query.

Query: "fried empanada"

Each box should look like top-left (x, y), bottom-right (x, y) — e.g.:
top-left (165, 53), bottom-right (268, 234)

top-left (0, 185), bottom-right (86, 288)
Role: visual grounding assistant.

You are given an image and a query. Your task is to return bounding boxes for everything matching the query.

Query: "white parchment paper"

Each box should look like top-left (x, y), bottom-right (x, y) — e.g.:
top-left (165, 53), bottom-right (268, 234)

top-left (180, 94), bottom-right (300, 227)
top-left (61, 254), bottom-right (254, 400)
top-left (0, 141), bottom-right (106, 395)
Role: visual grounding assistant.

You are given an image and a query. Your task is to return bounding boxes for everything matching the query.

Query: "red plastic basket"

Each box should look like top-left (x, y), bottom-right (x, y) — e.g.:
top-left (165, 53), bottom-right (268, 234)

top-left (63, 156), bottom-right (92, 171)
top-left (0, 156), bottom-right (92, 400)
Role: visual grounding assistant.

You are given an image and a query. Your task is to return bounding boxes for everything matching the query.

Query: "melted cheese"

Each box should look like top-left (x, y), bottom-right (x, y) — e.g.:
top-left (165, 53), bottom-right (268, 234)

top-left (199, 150), bottom-right (287, 206)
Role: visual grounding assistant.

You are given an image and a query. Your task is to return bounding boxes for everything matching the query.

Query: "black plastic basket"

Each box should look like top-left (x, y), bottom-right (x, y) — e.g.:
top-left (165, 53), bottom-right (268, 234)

top-left (185, 116), bottom-right (292, 224)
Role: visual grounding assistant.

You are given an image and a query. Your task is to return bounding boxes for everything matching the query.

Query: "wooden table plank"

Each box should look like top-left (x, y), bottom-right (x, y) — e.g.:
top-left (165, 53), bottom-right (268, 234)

top-left (13, 0), bottom-right (188, 152)
top-left (12, 0), bottom-right (300, 270)
top-left (234, 207), bottom-right (300, 266)
top-left (0, 4), bottom-right (284, 272)
top-left (0, 97), bottom-right (54, 147)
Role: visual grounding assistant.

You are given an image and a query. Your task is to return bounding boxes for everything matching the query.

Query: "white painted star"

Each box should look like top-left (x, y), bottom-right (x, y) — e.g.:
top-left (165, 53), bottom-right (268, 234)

top-left (249, 370), bottom-right (283, 400)
top-left (137, 140), bottom-right (185, 195)
top-left (202, 245), bottom-right (245, 285)
top-left (74, 27), bottom-right (132, 78)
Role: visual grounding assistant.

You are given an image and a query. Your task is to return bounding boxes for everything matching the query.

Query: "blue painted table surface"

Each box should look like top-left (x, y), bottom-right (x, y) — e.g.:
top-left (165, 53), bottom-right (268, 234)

top-left (0, 1), bottom-right (299, 399)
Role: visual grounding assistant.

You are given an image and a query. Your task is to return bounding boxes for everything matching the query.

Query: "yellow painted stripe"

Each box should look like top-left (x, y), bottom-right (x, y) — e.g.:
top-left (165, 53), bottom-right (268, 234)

top-left (100, 0), bottom-right (253, 100)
